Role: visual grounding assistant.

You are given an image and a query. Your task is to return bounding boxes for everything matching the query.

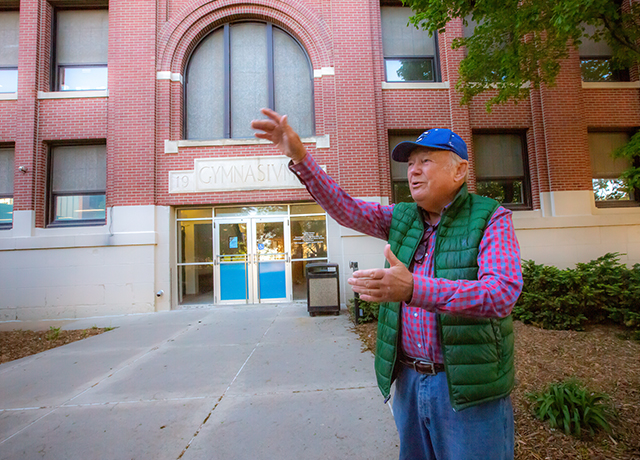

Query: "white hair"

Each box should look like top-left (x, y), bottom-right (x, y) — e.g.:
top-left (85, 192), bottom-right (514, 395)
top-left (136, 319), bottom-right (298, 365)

top-left (447, 151), bottom-right (469, 183)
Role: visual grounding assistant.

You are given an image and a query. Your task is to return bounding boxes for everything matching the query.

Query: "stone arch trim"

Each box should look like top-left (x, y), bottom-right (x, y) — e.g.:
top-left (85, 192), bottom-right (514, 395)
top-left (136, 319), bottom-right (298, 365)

top-left (158, 0), bottom-right (333, 75)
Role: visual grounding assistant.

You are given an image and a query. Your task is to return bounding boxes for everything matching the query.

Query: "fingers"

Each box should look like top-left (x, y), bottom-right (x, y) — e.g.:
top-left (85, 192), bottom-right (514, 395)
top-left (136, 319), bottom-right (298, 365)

top-left (251, 108), bottom-right (283, 135)
top-left (250, 118), bottom-right (276, 130)
top-left (351, 269), bottom-right (379, 279)
top-left (260, 107), bottom-right (282, 121)
top-left (384, 244), bottom-right (402, 267)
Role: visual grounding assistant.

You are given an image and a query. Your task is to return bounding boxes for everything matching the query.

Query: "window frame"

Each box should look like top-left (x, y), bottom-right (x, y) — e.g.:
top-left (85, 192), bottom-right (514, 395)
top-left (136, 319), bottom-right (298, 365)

top-left (0, 67), bottom-right (18, 93)
top-left (380, 6), bottom-right (442, 83)
top-left (579, 55), bottom-right (630, 83)
top-left (57, 63), bottom-right (108, 91)
top-left (0, 144), bottom-right (14, 230)
top-left (388, 130), bottom-right (424, 204)
top-left (589, 130), bottom-right (640, 208)
top-left (46, 142), bottom-right (107, 228)
top-left (184, 21), bottom-right (315, 140)
top-left (51, 7), bottom-right (109, 92)
top-left (0, 197), bottom-right (12, 229)
top-left (0, 8), bottom-right (20, 94)
top-left (473, 130), bottom-right (532, 211)
top-left (383, 55), bottom-right (440, 83)
top-left (577, 23), bottom-right (630, 83)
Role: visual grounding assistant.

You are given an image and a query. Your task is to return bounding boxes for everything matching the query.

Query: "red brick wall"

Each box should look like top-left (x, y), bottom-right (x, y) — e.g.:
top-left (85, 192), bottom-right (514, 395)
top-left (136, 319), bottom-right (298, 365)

top-left (3, 0), bottom-right (640, 224)
top-left (0, 101), bottom-right (17, 141)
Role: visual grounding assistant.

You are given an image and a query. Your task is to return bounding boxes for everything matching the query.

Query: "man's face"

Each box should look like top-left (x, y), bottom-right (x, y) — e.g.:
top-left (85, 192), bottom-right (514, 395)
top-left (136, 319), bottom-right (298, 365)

top-left (407, 148), bottom-right (465, 213)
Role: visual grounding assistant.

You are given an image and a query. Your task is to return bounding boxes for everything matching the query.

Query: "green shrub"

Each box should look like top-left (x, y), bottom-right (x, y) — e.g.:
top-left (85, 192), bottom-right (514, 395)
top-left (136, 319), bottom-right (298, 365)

top-left (515, 253), bottom-right (640, 332)
top-left (347, 297), bottom-right (380, 323)
top-left (527, 379), bottom-right (614, 438)
top-left (514, 261), bottom-right (588, 330)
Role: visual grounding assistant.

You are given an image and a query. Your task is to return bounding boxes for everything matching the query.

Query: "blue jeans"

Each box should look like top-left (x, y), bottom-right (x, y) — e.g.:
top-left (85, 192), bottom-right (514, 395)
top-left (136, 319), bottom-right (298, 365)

top-left (392, 366), bottom-right (514, 460)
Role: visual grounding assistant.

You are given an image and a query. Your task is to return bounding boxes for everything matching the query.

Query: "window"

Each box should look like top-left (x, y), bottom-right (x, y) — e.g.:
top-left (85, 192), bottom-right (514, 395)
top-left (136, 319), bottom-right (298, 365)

top-left (389, 132), bottom-right (423, 203)
top-left (473, 133), bottom-right (531, 209)
top-left (462, 14), bottom-right (478, 40)
top-left (381, 7), bottom-right (440, 82)
top-left (186, 22), bottom-right (314, 140)
top-left (589, 132), bottom-right (638, 205)
top-left (578, 24), bottom-right (629, 82)
top-left (48, 144), bottom-right (106, 226)
top-left (0, 11), bottom-right (19, 93)
top-left (0, 147), bottom-right (14, 229)
top-left (54, 9), bottom-right (108, 91)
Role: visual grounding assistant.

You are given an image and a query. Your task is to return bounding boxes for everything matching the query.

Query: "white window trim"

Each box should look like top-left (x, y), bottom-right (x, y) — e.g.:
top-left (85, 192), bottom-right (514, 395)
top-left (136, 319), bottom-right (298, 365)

top-left (38, 90), bottom-right (109, 99)
top-left (382, 82), bottom-right (449, 90)
top-left (582, 81), bottom-right (640, 89)
top-left (165, 135), bottom-right (330, 154)
top-left (0, 93), bottom-right (17, 100)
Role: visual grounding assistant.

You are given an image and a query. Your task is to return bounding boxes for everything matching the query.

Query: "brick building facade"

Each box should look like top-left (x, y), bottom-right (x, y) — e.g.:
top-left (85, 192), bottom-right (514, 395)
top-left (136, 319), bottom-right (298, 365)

top-left (1, 0), bottom-right (639, 320)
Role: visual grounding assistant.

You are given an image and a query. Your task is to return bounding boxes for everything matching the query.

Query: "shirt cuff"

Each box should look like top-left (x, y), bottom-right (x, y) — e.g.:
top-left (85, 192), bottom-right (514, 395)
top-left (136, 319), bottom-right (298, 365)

top-left (288, 154), bottom-right (319, 184)
top-left (407, 274), bottom-right (440, 311)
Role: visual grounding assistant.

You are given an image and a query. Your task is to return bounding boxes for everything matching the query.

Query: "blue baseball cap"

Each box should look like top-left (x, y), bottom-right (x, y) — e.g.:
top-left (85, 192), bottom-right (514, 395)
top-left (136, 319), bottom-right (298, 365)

top-left (392, 128), bottom-right (468, 162)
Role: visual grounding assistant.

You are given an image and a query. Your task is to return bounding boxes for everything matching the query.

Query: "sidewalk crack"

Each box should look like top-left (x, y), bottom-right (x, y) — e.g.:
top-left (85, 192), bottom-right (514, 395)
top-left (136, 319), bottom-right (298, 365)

top-left (176, 305), bottom-right (283, 459)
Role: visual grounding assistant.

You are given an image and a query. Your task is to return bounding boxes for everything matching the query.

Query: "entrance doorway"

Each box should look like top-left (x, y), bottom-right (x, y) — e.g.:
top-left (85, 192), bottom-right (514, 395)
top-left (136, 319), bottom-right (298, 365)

top-left (176, 204), bottom-right (327, 306)
top-left (215, 217), bottom-right (290, 303)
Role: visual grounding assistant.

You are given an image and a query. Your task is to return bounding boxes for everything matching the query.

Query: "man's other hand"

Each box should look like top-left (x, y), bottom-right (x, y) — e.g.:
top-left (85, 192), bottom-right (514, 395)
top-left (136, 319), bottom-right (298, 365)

top-left (348, 244), bottom-right (414, 303)
top-left (251, 108), bottom-right (307, 163)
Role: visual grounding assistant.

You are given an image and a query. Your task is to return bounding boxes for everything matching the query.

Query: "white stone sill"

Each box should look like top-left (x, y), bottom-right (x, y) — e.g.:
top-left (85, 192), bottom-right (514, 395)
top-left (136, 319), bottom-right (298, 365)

top-left (582, 82), bottom-right (640, 89)
top-left (0, 230), bottom-right (157, 251)
top-left (165, 135), bottom-right (330, 153)
top-left (513, 207), bottom-right (640, 230)
top-left (381, 82), bottom-right (449, 90)
top-left (38, 90), bottom-right (109, 99)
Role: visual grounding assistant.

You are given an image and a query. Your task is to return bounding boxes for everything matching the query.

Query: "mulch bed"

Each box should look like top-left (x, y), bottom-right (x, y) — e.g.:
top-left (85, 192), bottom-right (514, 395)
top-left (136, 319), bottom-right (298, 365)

top-left (0, 327), bottom-right (110, 365)
top-left (352, 320), bottom-right (640, 460)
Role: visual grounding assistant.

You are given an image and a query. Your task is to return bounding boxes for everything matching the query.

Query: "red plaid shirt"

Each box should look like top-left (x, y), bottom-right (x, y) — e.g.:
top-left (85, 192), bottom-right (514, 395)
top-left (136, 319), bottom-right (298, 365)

top-left (290, 154), bottom-right (523, 363)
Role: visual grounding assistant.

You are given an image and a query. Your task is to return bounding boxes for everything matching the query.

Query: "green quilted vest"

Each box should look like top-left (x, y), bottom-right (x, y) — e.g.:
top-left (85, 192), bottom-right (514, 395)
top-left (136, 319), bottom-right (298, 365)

top-left (374, 184), bottom-right (515, 411)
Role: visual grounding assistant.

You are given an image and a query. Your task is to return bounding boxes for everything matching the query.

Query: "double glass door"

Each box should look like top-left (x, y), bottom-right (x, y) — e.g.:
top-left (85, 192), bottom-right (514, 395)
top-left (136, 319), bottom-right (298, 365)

top-left (215, 217), bottom-right (291, 303)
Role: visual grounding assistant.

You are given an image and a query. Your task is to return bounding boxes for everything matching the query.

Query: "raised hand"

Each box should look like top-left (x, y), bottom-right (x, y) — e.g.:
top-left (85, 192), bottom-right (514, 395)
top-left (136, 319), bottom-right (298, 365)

top-left (251, 108), bottom-right (307, 163)
top-left (347, 244), bottom-right (414, 303)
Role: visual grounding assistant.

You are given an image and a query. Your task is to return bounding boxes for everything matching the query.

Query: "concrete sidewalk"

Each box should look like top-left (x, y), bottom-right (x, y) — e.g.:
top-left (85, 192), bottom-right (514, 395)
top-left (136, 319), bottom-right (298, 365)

top-left (0, 303), bottom-right (399, 460)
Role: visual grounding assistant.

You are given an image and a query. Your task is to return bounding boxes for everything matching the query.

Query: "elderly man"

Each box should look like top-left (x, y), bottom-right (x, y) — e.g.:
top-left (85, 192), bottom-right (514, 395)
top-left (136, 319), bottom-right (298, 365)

top-left (252, 108), bottom-right (522, 460)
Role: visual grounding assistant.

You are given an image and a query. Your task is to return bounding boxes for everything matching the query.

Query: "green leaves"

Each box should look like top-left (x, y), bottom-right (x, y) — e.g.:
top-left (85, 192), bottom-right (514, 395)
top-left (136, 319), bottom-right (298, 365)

top-left (613, 131), bottom-right (640, 192)
top-left (514, 253), bottom-right (640, 334)
top-left (347, 298), bottom-right (380, 324)
top-left (46, 326), bottom-right (61, 341)
top-left (403, 0), bottom-right (640, 111)
top-left (527, 379), bottom-right (614, 437)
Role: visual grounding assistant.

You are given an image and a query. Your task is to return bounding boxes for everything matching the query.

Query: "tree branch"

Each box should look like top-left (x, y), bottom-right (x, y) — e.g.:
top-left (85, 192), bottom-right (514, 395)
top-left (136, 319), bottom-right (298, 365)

top-left (600, 14), bottom-right (640, 56)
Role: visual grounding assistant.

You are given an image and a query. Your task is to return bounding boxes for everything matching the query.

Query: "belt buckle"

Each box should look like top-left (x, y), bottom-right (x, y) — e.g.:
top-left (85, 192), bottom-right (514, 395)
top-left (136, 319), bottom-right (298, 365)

top-left (414, 359), bottom-right (436, 375)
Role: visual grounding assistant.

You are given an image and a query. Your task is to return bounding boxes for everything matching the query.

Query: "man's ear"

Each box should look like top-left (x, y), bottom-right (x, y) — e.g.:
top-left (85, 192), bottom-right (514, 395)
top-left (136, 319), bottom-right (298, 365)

top-left (454, 160), bottom-right (468, 183)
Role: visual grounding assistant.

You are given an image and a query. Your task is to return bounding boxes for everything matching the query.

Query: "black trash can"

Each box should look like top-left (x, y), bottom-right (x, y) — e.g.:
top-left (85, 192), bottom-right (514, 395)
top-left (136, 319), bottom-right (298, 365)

top-left (306, 262), bottom-right (340, 316)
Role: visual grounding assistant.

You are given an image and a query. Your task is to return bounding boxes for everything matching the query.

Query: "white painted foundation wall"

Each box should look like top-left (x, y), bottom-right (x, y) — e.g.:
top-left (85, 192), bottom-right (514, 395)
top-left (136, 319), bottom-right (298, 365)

top-left (0, 206), bottom-right (172, 321)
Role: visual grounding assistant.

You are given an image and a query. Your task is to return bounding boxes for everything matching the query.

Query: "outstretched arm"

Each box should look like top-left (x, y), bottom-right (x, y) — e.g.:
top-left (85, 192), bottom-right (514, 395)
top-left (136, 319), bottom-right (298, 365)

top-left (252, 108), bottom-right (393, 241)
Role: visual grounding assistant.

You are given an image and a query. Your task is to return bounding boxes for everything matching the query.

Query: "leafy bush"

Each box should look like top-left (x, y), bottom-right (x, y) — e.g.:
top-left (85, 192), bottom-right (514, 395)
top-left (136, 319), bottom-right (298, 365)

top-left (514, 261), bottom-right (588, 330)
top-left (347, 297), bottom-right (380, 323)
top-left (514, 253), bottom-right (640, 333)
top-left (527, 379), bottom-right (614, 438)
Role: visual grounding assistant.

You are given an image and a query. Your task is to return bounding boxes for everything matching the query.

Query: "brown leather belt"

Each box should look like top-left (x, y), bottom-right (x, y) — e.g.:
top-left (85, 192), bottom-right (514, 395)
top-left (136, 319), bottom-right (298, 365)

top-left (399, 356), bottom-right (445, 375)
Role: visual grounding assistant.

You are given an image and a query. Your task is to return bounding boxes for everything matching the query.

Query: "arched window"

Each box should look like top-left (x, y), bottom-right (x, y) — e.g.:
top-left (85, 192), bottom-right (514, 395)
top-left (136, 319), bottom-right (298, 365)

top-left (186, 22), bottom-right (314, 139)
